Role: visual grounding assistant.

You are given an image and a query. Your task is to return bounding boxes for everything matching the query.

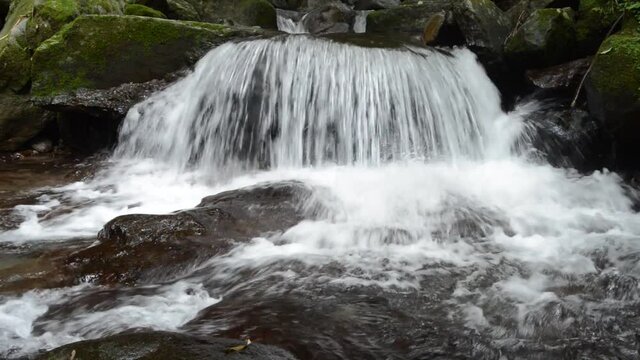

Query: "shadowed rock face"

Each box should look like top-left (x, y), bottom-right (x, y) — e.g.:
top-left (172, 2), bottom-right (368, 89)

top-left (35, 331), bottom-right (298, 360)
top-left (64, 181), bottom-right (318, 286)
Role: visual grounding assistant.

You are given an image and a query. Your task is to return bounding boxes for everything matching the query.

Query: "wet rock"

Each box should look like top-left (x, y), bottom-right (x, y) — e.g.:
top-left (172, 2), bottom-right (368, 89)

top-left (526, 56), bottom-right (591, 90)
top-left (31, 139), bottom-right (54, 153)
top-left (31, 15), bottom-right (267, 97)
top-left (35, 331), bottom-right (298, 359)
top-left (422, 11), bottom-right (446, 45)
top-left (367, 1), bottom-right (453, 35)
top-left (453, 0), bottom-right (512, 64)
top-left (199, 0), bottom-right (278, 28)
top-left (585, 33), bottom-right (640, 169)
top-left (353, 0), bottom-right (399, 10)
top-left (35, 78), bottom-right (174, 121)
top-left (64, 181), bottom-right (318, 285)
top-left (301, 2), bottom-right (355, 34)
top-left (504, 7), bottom-right (577, 67)
top-left (0, 94), bottom-right (56, 152)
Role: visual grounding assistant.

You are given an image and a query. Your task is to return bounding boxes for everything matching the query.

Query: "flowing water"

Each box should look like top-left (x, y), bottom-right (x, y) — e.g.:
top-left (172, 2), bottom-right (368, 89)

top-left (0, 35), bottom-right (639, 359)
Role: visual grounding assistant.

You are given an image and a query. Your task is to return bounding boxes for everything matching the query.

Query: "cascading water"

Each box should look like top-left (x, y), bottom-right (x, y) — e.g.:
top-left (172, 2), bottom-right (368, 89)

top-left (1, 34), bottom-right (639, 359)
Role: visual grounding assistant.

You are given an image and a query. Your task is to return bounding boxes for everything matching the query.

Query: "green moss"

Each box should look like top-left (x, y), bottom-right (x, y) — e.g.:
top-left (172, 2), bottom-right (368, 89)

top-left (0, 36), bottom-right (31, 92)
top-left (125, 3), bottom-right (166, 17)
top-left (368, 2), bottom-right (452, 34)
top-left (590, 34), bottom-right (640, 99)
top-left (31, 15), bottom-right (256, 96)
top-left (0, 0), bottom-right (33, 39)
top-left (504, 8), bottom-right (576, 67)
top-left (237, 0), bottom-right (276, 28)
top-left (575, 0), bottom-right (621, 53)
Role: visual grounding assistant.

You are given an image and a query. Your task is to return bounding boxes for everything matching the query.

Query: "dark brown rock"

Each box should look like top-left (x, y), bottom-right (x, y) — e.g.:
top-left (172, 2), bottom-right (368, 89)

top-left (526, 56), bottom-right (591, 90)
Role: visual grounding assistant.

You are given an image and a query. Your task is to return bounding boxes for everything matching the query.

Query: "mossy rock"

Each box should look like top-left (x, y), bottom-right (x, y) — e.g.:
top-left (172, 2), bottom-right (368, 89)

top-left (0, 0), bottom-right (33, 92)
top-left (367, 1), bottom-right (452, 34)
top-left (586, 34), bottom-right (640, 152)
top-left (124, 3), bottom-right (166, 17)
top-left (31, 15), bottom-right (266, 96)
top-left (200, 0), bottom-right (277, 28)
top-left (504, 7), bottom-right (577, 67)
top-left (575, 0), bottom-right (621, 54)
top-left (0, 93), bottom-right (55, 151)
top-left (25, 0), bottom-right (125, 47)
top-left (453, 0), bottom-right (512, 58)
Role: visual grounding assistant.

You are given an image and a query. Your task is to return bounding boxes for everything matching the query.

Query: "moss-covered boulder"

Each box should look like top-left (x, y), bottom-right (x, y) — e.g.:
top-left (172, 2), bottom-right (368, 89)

top-left (453, 0), bottom-right (512, 61)
top-left (201, 0), bottom-right (277, 28)
top-left (31, 15), bottom-right (266, 97)
top-left (0, 0), bottom-right (35, 92)
top-left (575, 0), bottom-right (621, 54)
top-left (367, 1), bottom-right (452, 34)
top-left (124, 3), bottom-right (166, 17)
top-left (585, 33), bottom-right (640, 167)
top-left (36, 331), bottom-right (298, 360)
top-left (504, 7), bottom-right (577, 67)
top-left (0, 94), bottom-right (55, 151)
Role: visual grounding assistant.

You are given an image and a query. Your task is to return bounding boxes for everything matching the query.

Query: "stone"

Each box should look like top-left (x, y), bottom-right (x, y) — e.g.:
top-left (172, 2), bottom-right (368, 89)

top-left (200, 0), bottom-right (278, 28)
top-left (526, 56), bottom-right (592, 90)
top-left (575, 0), bottom-right (622, 54)
top-left (367, 1), bottom-right (452, 34)
top-left (504, 7), bottom-right (577, 67)
top-left (301, 2), bottom-right (355, 34)
top-left (585, 33), bottom-right (640, 168)
top-left (63, 181), bottom-right (319, 285)
top-left (453, 0), bottom-right (512, 62)
top-left (268, 0), bottom-right (303, 10)
top-left (353, 0), bottom-right (399, 11)
top-left (35, 331), bottom-right (298, 360)
top-left (0, 94), bottom-right (55, 152)
top-left (31, 15), bottom-right (267, 97)
top-left (124, 3), bottom-right (167, 18)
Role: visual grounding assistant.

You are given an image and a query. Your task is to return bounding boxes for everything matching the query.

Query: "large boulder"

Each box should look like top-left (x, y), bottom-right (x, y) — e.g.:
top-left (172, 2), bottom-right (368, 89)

top-left (31, 15), bottom-right (266, 97)
top-left (575, 0), bottom-right (622, 54)
top-left (585, 33), bottom-right (640, 168)
top-left (35, 331), bottom-right (298, 360)
top-left (63, 181), bottom-right (319, 286)
top-left (453, 0), bottom-right (512, 63)
top-left (0, 94), bottom-right (55, 151)
top-left (366, 1), bottom-right (452, 34)
top-left (200, 0), bottom-right (277, 28)
top-left (504, 7), bottom-right (577, 67)
top-left (124, 3), bottom-right (167, 18)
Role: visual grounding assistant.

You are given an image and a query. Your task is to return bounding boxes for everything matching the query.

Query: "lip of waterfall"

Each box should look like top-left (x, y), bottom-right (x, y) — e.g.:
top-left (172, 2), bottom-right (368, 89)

top-left (115, 35), bottom-right (514, 177)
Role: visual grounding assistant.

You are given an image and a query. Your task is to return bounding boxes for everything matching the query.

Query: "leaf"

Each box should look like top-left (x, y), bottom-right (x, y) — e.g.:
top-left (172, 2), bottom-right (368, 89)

top-left (599, 48), bottom-right (613, 55)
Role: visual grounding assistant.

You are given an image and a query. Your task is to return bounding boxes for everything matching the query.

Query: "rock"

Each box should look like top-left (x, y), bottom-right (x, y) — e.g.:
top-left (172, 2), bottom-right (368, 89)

top-left (493, 0), bottom-right (521, 11)
top-left (453, 0), bottom-right (512, 63)
top-left (268, 0), bottom-right (303, 10)
top-left (367, 1), bottom-right (452, 34)
top-left (585, 34), bottom-right (640, 168)
top-left (35, 331), bottom-right (298, 360)
top-left (0, 0), bottom-right (35, 93)
top-left (31, 138), bottom-right (54, 152)
top-left (63, 181), bottom-right (319, 285)
top-left (526, 56), bottom-right (591, 90)
top-left (124, 3), bottom-right (167, 18)
top-left (199, 0), bottom-right (278, 28)
top-left (353, 0), bottom-right (399, 10)
top-left (575, 0), bottom-right (622, 54)
top-left (31, 15), bottom-right (267, 97)
top-left (422, 11), bottom-right (446, 45)
top-left (25, 0), bottom-right (125, 47)
top-left (504, 7), bottom-right (577, 68)
top-left (0, 94), bottom-right (55, 152)
top-left (301, 2), bottom-right (355, 34)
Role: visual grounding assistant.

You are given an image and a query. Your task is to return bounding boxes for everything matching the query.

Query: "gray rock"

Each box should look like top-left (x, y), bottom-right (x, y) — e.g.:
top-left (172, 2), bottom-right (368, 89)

top-left (0, 94), bottom-right (55, 152)
top-left (526, 57), bottom-right (591, 90)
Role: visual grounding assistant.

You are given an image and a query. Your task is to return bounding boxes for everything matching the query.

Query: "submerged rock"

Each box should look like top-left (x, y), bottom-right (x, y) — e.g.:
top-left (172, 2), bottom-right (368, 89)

top-left (586, 33), bottom-right (640, 169)
top-left (64, 181), bottom-right (319, 285)
top-left (35, 331), bottom-right (298, 360)
top-left (504, 7), bottom-right (577, 67)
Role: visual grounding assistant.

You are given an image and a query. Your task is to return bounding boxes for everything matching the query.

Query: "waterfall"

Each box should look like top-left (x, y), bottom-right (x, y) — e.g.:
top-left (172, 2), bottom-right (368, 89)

top-left (276, 10), bottom-right (309, 34)
top-left (115, 36), bottom-right (508, 174)
top-left (354, 10), bottom-right (371, 33)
